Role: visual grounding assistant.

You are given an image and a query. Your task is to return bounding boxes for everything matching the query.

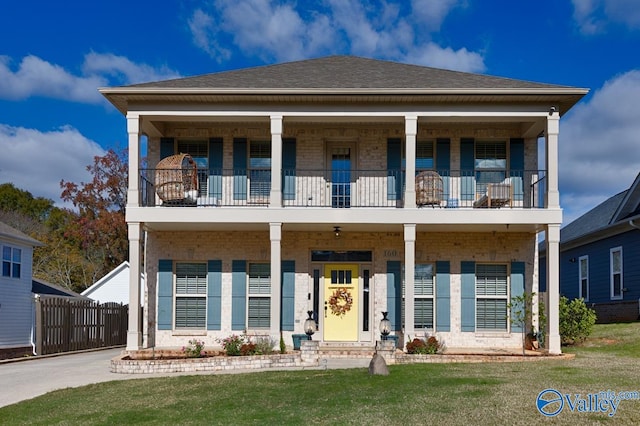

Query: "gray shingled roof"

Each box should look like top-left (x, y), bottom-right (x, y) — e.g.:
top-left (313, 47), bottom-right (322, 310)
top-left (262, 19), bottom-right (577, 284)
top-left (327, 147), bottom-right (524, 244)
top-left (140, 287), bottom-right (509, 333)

top-left (561, 191), bottom-right (628, 242)
top-left (0, 221), bottom-right (42, 246)
top-left (125, 55), bottom-right (577, 91)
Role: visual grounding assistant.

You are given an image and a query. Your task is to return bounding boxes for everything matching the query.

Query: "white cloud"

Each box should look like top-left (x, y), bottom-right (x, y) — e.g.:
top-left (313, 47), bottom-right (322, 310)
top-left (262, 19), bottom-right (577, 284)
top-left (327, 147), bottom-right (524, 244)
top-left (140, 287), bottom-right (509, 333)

top-left (190, 0), bottom-right (484, 72)
top-left (0, 125), bottom-right (105, 204)
top-left (559, 70), bottom-right (640, 224)
top-left (572, 0), bottom-right (640, 34)
top-left (0, 53), bottom-right (181, 104)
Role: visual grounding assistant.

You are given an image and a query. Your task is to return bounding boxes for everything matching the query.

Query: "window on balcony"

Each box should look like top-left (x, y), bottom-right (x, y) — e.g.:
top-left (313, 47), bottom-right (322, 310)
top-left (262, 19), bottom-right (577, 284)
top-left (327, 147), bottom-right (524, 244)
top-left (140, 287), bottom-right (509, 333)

top-left (249, 141), bottom-right (271, 202)
top-left (177, 140), bottom-right (209, 197)
top-left (416, 140), bottom-right (434, 171)
top-left (475, 140), bottom-right (507, 197)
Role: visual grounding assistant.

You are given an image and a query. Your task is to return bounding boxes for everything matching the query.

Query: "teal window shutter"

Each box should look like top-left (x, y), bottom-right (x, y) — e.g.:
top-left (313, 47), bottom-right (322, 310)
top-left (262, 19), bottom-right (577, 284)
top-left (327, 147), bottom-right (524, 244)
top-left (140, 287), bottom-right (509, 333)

top-left (282, 139), bottom-right (296, 201)
top-left (281, 260), bottom-right (295, 331)
top-left (460, 138), bottom-right (475, 201)
top-left (207, 260), bottom-right (222, 330)
top-left (461, 261), bottom-right (476, 331)
top-left (509, 138), bottom-right (525, 201)
top-left (386, 261), bottom-right (402, 330)
top-left (231, 260), bottom-right (247, 330)
top-left (157, 259), bottom-right (173, 330)
top-left (387, 138), bottom-right (402, 200)
top-left (233, 139), bottom-right (247, 200)
top-left (435, 261), bottom-right (450, 332)
top-left (436, 138), bottom-right (451, 202)
top-left (160, 138), bottom-right (174, 160)
top-left (510, 261), bottom-right (525, 333)
top-left (209, 138), bottom-right (223, 200)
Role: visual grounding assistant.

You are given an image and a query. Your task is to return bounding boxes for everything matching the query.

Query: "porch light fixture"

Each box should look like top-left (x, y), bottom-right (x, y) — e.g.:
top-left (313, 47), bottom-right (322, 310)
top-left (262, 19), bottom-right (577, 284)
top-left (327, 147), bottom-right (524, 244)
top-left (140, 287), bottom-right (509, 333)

top-left (303, 311), bottom-right (316, 339)
top-left (379, 311), bottom-right (391, 340)
top-left (333, 226), bottom-right (341, 238)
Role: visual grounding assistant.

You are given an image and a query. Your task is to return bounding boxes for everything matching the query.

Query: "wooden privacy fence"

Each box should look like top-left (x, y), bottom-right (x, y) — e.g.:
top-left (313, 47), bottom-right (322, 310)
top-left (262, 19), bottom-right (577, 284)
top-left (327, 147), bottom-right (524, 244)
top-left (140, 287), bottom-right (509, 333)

top-left (34, 297), bottom-right (128, 355)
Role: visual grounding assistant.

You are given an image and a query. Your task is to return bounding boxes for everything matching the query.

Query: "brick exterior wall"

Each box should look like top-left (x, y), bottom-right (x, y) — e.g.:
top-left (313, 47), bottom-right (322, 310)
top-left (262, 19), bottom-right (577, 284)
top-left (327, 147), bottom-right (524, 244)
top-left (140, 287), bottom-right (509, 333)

top-left (591, 301), bottom-right (640, 324)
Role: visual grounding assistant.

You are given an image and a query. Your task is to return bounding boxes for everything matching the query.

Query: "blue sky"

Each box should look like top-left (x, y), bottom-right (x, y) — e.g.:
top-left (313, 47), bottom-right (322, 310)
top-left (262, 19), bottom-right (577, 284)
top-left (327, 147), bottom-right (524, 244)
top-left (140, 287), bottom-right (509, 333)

top-left (1, 0), bottom-right (640, 225)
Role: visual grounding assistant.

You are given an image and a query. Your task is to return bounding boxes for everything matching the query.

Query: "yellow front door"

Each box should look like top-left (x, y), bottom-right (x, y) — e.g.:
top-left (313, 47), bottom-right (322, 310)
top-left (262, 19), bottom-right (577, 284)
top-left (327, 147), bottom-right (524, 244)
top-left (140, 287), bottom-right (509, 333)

top-left (323, 264), bottom-right (359, 341)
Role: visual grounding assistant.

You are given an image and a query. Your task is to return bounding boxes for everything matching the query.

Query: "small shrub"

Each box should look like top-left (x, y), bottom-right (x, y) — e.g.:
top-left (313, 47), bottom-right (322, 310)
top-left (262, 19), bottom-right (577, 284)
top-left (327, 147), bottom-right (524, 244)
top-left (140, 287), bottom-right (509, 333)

top-left (559, 296), bottom-right (597, 345)
top-left (240, 343), bottom-right (257, 356)
top-left (406, 336), bottom-right (441, 354)
top-left (218, 334), bottom-right (245, 356)
top-left (279, 332), bottom-right (286, 354)
top-left (182, 339), bottom-right (205, 358)
top-left (253, 336), bottom-right (276, 355)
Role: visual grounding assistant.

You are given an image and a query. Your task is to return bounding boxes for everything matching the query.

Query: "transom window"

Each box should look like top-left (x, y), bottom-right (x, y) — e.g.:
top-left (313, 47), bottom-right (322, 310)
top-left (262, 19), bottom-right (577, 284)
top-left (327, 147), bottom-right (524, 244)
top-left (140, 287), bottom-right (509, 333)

top-left (175, 262), bottom-right (207, 329)
top-left (579, 256), bottom-right (589, 301)
top-left (2, 246), bottom-right (21, 279)
top-left (248, 263), bottom-right (271, 328)
top-left (610, 247), bottom-right (623, 300)
top-left (476, 264), bottom-right (508, 331)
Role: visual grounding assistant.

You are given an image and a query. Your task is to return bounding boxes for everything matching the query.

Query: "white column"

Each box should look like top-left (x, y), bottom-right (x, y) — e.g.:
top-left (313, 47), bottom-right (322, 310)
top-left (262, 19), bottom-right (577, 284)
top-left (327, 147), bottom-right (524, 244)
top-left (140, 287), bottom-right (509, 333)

top-left (126, 114), bottom-right (140, 208)
top-left (270, 116), bottom-right (283, 207)
top-left (270, 223), bottom-right (282, 338)
top-left (545, 111), bottom-right (560, 208)
top-left (405, 116), bottom-right (418, 208)
top-left (126, 222), bottom-right (142, 350)
top-left (404, 224), bottom-right (416, 339)
top-left (546, 224), bottom-right (561, 354)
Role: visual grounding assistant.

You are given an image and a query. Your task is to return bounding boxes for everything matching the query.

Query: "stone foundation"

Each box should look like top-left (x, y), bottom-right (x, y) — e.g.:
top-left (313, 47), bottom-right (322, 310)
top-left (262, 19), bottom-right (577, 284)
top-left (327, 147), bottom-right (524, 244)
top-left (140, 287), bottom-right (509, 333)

top-left (0, 346), bottom-right (32, 360)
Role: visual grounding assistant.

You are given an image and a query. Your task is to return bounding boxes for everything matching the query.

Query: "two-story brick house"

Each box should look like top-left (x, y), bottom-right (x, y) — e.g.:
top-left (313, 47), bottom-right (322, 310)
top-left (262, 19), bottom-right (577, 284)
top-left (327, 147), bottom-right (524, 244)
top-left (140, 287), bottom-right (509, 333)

top-left (101, 56), bottom-right (587, 355)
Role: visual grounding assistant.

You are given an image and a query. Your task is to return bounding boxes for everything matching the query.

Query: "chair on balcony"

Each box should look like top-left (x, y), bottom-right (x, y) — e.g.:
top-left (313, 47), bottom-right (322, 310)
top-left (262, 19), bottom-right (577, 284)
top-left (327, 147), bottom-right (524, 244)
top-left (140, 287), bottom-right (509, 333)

top-left (154, 154), bottom-right (199, 205)
top-left (473, 178), bottom-right (512, 208)
top-left (416, 171), bottom-right (443, 207)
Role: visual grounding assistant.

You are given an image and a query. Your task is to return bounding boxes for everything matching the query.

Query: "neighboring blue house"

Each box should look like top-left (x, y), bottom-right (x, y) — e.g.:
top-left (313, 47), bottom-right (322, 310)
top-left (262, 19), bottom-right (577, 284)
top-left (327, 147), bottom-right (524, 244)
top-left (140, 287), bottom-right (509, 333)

top-left (0, 221), bottom-right (43, 359)
top-left (541, 173), bottom-right (640, 323)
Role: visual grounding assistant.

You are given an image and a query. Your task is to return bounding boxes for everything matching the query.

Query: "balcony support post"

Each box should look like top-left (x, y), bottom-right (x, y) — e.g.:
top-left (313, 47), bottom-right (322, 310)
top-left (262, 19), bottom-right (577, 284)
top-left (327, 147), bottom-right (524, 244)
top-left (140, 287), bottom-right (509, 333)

top-left (270, 222), bottom-right (282, 339)
top-left (545, 111), bottom-right (560, 208)
top-left (126, 114), bottom-right (140, 208)
top-left (404, 224), bottom-right (416, 339)
top-left (126, 222), bottom-right (142, 350)
top-left (405, 116), bottom-right (417, 208)
top-left (545, 224), bottom-right (561, 354)
top-left (270, 116), bottom-right (283, 207)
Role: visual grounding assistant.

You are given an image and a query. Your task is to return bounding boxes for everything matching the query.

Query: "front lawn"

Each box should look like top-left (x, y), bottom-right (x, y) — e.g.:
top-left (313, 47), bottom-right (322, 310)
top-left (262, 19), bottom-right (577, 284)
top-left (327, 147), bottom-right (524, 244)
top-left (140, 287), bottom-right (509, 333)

top-left (1, 323), bottom-right (639, 425)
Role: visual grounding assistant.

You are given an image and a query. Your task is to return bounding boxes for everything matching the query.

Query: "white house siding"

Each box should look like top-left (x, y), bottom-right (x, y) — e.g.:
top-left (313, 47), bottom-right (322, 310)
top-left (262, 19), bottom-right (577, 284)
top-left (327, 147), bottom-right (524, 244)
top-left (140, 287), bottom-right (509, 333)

top-left (146, 230), bottom-right (534, 350)
top-left (0, 242), bottom-right (34, 351)
top-left (82, 262), bottom-right (145, 306)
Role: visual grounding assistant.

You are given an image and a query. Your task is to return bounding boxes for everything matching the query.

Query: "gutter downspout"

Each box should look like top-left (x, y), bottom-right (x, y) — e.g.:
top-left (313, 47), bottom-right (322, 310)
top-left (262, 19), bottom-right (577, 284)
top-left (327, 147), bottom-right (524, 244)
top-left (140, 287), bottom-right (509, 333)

top-left (629, 219), bottom-right (640, 230)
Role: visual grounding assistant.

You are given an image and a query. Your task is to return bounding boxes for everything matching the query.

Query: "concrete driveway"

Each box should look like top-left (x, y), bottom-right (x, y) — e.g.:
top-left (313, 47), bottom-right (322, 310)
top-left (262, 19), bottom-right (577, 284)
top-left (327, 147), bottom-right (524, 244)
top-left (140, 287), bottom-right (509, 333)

top-left (0, 348), bottom-right (133, 408)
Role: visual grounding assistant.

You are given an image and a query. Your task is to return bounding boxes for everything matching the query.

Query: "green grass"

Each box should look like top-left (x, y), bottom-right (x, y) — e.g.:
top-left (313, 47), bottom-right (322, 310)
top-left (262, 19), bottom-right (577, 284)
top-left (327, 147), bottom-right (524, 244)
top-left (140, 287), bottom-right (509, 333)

top-left (2, 323), bottom-right (640, 425)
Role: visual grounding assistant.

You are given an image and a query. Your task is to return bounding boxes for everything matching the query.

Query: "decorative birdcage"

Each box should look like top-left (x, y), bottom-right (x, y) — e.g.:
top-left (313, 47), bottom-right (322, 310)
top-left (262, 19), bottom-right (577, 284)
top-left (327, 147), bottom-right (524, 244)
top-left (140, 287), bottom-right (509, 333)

top-left (154, 154), bottom-right (198, 202)
top-left (416, 171), bottom-right (443, 206)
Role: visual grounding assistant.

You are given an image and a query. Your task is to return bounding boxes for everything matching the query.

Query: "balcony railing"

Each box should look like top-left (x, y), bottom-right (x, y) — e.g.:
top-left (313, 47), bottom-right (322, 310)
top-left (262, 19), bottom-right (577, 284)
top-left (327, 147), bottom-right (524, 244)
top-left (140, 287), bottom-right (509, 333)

top-left (139, 168), bottom-right (547, 209)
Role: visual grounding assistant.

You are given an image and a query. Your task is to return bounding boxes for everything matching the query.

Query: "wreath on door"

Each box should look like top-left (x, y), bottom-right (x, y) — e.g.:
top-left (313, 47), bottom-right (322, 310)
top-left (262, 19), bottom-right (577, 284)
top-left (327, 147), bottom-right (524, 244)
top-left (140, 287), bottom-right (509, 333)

top-left (328, 287), bottom-right (353, 317)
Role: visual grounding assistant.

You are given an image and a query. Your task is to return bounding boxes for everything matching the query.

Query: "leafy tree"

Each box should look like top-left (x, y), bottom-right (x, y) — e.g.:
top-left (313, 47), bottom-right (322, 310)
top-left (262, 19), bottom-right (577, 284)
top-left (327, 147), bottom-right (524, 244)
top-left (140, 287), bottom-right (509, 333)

top-left (59, 148), bottom-right (128, 289)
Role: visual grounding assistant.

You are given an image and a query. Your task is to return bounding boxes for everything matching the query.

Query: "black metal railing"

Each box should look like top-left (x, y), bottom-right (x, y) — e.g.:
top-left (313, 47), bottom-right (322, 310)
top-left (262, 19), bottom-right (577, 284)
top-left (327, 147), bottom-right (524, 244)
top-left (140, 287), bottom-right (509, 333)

top-left (139, 168), bottom-right (547, 209)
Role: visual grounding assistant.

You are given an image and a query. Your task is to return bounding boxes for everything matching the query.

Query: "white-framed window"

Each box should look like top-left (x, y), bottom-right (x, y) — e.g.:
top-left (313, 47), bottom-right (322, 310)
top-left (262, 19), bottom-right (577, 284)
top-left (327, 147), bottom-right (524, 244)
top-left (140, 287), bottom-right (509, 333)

top-left (2, 245), bottom-right (21, 279)
top-left (174, 262), bottom-right (207, 329)
top-left (475, 140), bottom-right (507, 196)
top-left (579, 255), bottom-right (589, 301)
top-left (249, 140), bottom-right (271, 201)
top-left (177, 140), bottom-right (209, 197)
top-left (414, 264), bottom-right (435, 330)
top-left (248, 263), bottom-right (271, 328)
top-left (610, 247), bottom-right (623, 300)
top-left (476, 264), bottom-right (508, 331)
top-left (401, 263), bottom-right (436, 330)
